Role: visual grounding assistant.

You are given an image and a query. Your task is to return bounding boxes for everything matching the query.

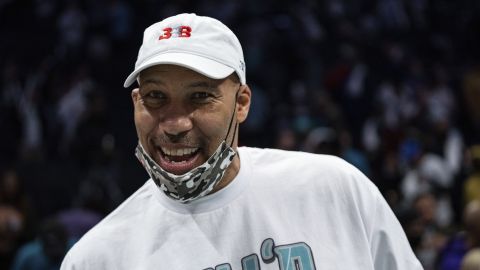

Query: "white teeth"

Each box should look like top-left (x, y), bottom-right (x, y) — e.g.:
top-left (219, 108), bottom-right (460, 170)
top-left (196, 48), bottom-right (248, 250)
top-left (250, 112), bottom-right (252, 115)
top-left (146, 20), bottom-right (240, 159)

top-left (161, 147), bottom-right (198, 157)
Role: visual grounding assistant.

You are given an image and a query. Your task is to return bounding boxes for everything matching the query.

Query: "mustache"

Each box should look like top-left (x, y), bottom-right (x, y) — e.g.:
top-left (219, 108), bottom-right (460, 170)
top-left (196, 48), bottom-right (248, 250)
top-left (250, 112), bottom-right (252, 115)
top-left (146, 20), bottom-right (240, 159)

top-left (150, 133), bottom-right (204, 147)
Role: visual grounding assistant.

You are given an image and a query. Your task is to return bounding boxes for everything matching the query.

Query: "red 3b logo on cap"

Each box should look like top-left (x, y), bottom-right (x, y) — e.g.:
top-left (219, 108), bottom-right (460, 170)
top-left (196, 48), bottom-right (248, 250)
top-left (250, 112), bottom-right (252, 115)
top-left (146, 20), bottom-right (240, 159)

top-left (159, 26), bottom-right (192, 40)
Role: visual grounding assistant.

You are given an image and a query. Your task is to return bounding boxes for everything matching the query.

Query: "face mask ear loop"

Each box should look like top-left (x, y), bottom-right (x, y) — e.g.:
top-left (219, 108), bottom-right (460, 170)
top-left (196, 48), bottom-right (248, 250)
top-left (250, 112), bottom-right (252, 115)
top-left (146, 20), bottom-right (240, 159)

top-left (230, 122), bottom-right (238, 148)
top-left (223, 87), bottom-right (240, 144)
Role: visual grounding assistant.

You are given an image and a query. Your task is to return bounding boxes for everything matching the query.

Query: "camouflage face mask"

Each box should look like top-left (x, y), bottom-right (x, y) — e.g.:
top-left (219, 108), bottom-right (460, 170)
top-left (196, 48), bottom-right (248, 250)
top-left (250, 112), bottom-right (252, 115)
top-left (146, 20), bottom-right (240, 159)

top-left (135, 140), bottom-right (236, 203)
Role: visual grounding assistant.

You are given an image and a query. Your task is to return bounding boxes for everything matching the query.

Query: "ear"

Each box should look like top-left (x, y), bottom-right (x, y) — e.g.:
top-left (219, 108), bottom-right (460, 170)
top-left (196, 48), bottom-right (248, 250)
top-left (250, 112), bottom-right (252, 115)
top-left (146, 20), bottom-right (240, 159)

top-left (236, 84), bottom-right (251, 123)
top-left (131, 88), bottom-right (140, 105)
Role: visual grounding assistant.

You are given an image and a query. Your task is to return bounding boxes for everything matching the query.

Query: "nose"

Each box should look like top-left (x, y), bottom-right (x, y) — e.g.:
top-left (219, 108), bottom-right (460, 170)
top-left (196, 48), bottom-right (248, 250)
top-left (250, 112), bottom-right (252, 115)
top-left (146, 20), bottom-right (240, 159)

top-left (159, 105), bottom-right (193, 140)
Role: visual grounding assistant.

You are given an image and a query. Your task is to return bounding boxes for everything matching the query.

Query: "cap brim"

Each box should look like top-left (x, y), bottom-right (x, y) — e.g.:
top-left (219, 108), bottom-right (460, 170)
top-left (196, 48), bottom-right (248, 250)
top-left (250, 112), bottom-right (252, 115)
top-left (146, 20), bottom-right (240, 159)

top-left (124, 52), bottom-right (235, 88)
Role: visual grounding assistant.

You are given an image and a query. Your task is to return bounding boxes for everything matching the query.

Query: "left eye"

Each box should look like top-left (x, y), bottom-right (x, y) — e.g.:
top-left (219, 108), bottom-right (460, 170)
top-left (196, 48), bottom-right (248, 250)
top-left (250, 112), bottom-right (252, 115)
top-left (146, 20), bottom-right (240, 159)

top-left (191, 92), bottom-right (212, 100)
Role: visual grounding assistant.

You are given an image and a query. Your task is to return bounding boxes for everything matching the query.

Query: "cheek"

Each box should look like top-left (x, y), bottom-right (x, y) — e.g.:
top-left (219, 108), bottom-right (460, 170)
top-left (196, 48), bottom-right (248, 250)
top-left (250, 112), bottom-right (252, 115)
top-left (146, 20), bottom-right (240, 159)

top-left (193, 110), bottom-right (231, 144)
top-left (134, 109), bottom-right (157, 141)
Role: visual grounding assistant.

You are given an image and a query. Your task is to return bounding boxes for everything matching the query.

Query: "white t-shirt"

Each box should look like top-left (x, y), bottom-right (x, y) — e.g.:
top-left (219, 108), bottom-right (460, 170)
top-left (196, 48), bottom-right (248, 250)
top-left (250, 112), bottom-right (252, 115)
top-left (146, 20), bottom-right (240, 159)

top-left (61, 147), bottom-right (423, 270)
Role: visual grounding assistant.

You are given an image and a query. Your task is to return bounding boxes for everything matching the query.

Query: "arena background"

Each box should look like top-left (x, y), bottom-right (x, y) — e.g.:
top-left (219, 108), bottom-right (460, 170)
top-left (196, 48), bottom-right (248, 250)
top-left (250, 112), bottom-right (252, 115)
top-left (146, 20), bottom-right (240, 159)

top-left (1, 0), bottom-right (480, 269)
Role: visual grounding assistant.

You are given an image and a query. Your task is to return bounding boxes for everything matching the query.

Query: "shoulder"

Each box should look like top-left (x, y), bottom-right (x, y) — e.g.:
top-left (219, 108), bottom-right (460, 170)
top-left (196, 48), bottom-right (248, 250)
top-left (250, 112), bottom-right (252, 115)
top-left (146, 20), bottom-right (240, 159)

top-left (240, 146), bottom-right (352, 171)
top-left (240, 146), bottom-right (375, 190)
top-left (240, 147), bottom-right (386, 231)
top-left (239, 147), bottom-right (382, 216)
top-left (61, 180), bottom-right (157, 269)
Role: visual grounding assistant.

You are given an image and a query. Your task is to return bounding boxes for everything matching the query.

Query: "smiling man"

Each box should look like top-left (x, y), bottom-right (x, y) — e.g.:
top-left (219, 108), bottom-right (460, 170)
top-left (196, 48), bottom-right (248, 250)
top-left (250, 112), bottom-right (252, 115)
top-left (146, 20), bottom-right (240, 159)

top-left (61, 13), bottom-right (423, 270)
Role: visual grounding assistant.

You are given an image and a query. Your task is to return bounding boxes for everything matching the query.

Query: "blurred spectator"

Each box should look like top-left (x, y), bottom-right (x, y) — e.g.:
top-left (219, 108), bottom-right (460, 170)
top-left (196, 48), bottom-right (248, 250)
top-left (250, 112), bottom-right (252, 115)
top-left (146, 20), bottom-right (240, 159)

top-left (412, 193), bottom-right (449, 269)
top-left (55, 174), bottom-right (119, 240)
top-left (57, 1), bottom-right (87, 57)
top-left (338, 129), bottom-right (370, 176)
top-left (10, 218), bottom-right (74, 270)
top-left (377, 150), bottom-right (403, 207)
top-left (302, 127), bottom-right (370, 175)
top-left (401, 140), bottom-right (454, 207)
top-left (461, 248), bottom-right (480, 270)
top-left (56, 65), bottom-right (95, 155)
top-left (1, 62), bottom-right (23, 165)
top-left (18, 59), bottom-right (53, 162)
top-left (0, 169), bottom-right (33, 269)
top-left (426, 65), bottom-right (455, 126)
top-left (464, 200), bottom-right (480, 249)
top-left (0, 170), bottom-right (32, 223)
top-left (377, 0), bottom-right (409, 30)
top-left (275, 127), bottom-right (298, 151)
top-left (464, 145), bottom-right (480, 205)
top-left (0, 206), bottom-right (23, 269)
top-left (463, 64), bottom-right (480, 136)
top-left (439, 200), bottom-right (480, 270)
top-left (398, 207), bottom-right (424, 252)
top-left (106, 0), bottom-right (132, 41)
top-left (303, 126), bottom-right (338, 155)
top-left (376, 78), bottom-right (419, 131)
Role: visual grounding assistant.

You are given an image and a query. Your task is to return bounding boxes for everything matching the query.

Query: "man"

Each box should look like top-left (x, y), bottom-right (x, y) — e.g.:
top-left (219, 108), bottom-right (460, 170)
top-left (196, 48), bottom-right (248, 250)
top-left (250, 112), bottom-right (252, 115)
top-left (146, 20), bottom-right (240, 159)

top-left (61, 13), bottom-right (423, 269)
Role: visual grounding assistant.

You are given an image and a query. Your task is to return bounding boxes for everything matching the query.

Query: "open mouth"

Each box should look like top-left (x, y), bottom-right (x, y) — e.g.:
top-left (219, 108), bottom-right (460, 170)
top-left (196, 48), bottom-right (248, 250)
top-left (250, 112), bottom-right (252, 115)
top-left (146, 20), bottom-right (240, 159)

top-left (156, 146), bottom-right (201, 175)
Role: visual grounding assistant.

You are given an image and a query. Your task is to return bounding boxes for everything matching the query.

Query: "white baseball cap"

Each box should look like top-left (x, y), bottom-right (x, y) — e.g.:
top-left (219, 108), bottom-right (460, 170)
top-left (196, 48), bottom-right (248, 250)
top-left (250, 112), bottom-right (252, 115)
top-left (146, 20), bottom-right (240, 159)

top-left (124, 13), bottom-right (246, 88)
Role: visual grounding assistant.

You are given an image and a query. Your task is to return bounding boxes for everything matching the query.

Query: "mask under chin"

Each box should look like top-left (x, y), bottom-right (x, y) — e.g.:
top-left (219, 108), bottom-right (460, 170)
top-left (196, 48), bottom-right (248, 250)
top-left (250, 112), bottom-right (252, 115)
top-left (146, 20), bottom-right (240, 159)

top-left (135, 140), bottom-right (236, 203)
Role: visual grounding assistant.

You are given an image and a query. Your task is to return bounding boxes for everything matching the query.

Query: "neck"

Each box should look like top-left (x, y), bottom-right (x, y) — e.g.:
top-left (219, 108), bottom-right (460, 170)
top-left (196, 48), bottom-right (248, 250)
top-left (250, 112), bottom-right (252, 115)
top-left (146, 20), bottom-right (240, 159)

top-left (210, 151), bottom-right (240, 194)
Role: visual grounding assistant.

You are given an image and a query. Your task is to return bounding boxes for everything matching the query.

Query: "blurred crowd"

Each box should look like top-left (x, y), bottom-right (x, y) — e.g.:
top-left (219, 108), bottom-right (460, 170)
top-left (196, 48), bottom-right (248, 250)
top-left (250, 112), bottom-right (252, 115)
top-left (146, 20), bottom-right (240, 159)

top-left (1, 0), bottom-right (480, 269)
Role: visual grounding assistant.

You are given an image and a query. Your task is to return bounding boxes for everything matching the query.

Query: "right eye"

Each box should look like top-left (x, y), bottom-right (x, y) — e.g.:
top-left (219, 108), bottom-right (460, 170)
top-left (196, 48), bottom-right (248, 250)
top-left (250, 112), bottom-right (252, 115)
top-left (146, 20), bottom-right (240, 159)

top-left (146, 91), bottom-right (166, 99)
top-left (141, 91), bottom-right (167, 107)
